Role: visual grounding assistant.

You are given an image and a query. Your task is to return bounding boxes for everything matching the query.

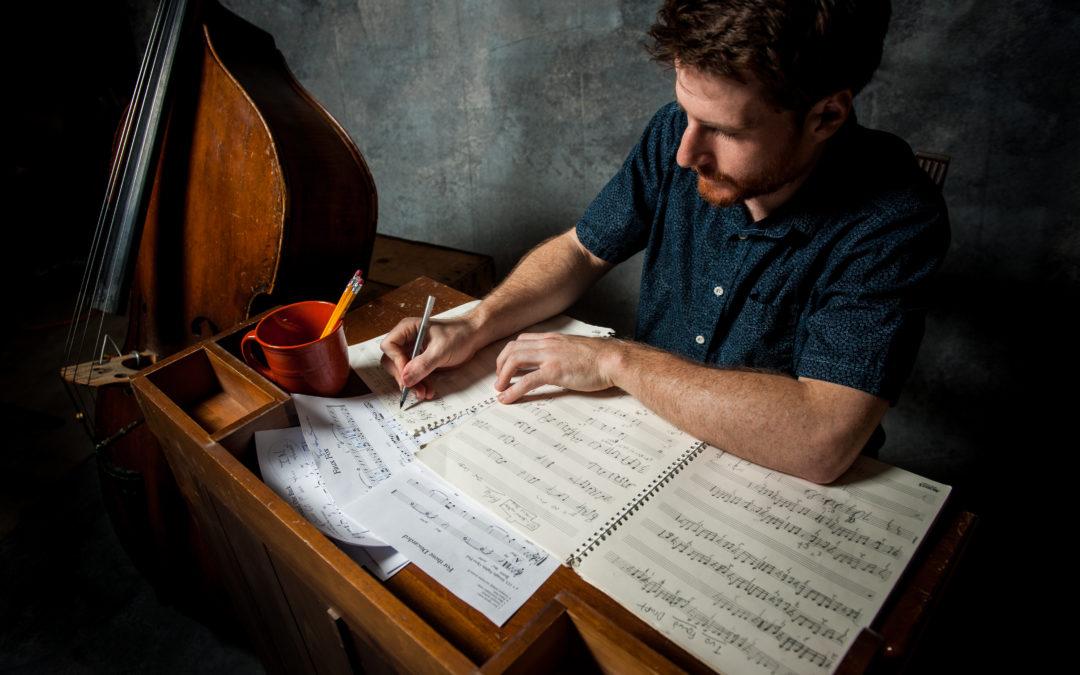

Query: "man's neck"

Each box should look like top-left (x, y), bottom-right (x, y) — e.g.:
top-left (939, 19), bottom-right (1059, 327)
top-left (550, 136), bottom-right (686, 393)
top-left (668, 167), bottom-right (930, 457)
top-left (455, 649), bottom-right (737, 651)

top-left (743, 146), bottom-right (825, 222)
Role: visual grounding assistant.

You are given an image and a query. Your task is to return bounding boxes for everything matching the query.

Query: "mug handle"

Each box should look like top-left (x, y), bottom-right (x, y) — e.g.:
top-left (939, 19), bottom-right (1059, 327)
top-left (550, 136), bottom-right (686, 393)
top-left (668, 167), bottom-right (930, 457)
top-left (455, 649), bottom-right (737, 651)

top-left (241, 331), bottom-right (277, 383)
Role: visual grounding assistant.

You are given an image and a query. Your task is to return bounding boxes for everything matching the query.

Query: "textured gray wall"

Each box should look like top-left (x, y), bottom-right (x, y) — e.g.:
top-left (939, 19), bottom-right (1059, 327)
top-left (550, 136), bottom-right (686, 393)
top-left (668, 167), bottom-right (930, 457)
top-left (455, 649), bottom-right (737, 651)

top-left (118, 1), bottom-right (1077, 515)
top-left (214, 0), bottom-right (671, 338)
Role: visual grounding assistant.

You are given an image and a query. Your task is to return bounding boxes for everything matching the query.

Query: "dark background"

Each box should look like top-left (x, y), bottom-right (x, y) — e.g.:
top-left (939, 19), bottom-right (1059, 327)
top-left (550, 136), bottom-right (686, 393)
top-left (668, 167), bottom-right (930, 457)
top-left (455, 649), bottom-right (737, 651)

top-left (3, 0), bottom-right (1076, 672)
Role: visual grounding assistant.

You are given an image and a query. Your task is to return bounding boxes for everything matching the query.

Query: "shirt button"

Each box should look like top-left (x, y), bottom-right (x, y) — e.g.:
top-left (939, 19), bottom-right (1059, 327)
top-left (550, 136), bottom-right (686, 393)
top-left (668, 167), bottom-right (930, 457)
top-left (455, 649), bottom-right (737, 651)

top-left (695, 335), bottom-right (705, 345)
top-left (738, 233), bottom-right (748, 240)
top-left (713, 286), bottom-right (724, 297)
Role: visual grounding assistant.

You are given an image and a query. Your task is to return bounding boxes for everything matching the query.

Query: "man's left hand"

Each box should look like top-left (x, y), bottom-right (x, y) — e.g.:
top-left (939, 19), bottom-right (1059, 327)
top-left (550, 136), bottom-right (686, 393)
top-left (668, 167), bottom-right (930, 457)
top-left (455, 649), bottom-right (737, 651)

top-left (493, 332), bottom-right (618, 403)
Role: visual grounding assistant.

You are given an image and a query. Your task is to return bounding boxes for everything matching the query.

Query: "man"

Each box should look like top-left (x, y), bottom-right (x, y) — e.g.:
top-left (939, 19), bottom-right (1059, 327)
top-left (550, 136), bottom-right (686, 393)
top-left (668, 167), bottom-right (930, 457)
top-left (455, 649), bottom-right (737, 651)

top-left (381, 0), bottom-right (948, 485)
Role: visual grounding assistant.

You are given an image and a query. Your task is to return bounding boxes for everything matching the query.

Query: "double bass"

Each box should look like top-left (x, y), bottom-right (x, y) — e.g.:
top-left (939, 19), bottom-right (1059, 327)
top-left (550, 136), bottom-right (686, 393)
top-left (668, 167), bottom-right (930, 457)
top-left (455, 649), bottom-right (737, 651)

top-left (62, 0), bottom-right (377, 616)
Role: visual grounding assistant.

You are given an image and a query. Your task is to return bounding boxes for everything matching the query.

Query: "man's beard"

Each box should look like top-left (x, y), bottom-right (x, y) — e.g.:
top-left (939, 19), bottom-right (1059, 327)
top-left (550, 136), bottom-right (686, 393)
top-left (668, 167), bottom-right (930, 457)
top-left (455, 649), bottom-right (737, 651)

top-left (693, 152), bottom-right (808, 208)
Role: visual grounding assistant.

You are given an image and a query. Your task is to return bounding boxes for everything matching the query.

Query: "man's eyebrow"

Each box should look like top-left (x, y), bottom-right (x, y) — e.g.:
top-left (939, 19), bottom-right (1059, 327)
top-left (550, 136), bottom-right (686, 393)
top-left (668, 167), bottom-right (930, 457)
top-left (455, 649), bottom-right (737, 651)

top-left (674, 99), bottom-right (746, 135)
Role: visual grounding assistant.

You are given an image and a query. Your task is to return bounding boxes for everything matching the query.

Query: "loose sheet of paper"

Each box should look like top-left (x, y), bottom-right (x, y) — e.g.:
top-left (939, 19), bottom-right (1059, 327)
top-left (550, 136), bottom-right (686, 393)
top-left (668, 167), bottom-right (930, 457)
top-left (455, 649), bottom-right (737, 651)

top-left (417, 389), bottom-right (702, 562)
top-left (292, 393), bottom-right (421, 517)
top-left (292, 392), bottom-right (557, 625)
top-left (339, 544), bottom-right (411, 582)
top-left (574, 449), bottom-right (950, 675)
top-left (254, 426), bottom-right (409, 578)
top-left (360, 462), bottom-right (560, 626)
top-left (349, 302), bottom-right (614, 435)
top-left (256, 425), bottom-right (387, 546)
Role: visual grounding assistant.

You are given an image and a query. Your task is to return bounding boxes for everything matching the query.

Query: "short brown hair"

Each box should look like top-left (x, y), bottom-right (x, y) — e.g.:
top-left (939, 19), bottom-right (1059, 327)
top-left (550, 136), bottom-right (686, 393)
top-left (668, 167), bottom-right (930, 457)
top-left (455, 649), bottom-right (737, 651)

top-left (647, 0), bottom-right (892, 111)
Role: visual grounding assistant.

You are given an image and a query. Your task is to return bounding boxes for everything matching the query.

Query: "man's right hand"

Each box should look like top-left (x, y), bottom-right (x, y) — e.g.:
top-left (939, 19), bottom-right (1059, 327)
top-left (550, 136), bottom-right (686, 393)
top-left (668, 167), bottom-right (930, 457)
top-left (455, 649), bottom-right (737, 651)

top-left (379, 315), bottom-right (481, 402)
top-left (379, 228), bottom-right (612, 402)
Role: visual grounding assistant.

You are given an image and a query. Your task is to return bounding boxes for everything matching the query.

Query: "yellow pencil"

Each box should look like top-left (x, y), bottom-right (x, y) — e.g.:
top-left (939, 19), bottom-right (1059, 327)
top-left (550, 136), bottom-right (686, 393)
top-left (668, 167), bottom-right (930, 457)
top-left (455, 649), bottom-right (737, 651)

top-left (320, 270), bottom-right (364, 338)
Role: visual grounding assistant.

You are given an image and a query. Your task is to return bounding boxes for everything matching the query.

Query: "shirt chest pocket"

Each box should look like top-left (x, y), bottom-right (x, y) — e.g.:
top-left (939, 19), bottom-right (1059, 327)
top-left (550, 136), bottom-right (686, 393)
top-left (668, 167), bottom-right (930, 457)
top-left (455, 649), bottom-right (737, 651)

top-left (721, 292), bottom-right (800, 371)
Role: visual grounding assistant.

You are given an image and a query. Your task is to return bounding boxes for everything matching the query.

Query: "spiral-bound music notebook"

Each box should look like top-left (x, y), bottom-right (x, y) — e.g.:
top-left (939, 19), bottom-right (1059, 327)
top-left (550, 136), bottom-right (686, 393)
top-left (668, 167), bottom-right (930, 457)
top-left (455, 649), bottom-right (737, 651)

top-left (417, 389), bottom-right (951, 675)
top-left (349, 301), bottom-right (615, 436)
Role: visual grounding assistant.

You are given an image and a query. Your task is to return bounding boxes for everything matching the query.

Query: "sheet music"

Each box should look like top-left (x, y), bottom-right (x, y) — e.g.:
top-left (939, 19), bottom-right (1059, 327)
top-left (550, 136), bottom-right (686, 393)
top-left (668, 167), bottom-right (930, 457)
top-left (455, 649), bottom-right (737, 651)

top-left (417, 389), bottom-right (701, 562)
top-left (349, 302), bottom-right (614, 435)
top-left (254, 426), bottom-right (409, 579)
top-left (289, 392), bottom-right (555, 620)
top-left (255, 426), bottom-right (387, 546)
top-left (360, 462), bottom-right (560, 626)
top-left (292, 393), bottom-right (421, 516)
top-left (575, 449), bottom-right (950, 675)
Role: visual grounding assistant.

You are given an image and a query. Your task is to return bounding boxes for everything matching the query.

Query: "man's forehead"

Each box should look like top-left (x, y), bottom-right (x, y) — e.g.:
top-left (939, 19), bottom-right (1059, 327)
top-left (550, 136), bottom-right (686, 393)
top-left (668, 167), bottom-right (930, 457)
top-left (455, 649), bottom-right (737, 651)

top-left (674, 67), bottom-right (765, 129)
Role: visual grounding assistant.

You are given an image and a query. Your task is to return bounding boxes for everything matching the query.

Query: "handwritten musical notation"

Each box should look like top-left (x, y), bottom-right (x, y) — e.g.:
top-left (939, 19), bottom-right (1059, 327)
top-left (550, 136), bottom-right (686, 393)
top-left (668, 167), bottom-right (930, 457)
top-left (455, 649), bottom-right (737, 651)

top-left (574, 448), bottom-right (950, 675)
top-left (290, 391), bottom-right (559, 625)
top-left (253, 425), bottom-right (409, 580)
top-left (292, 393), bottom-right (420, 516)
top-left (255, 426), bottom-right (385, 546)
top-left (418, 389), bottom-right (701, 562)
top-left (349, 301), bottom-right (615, 435)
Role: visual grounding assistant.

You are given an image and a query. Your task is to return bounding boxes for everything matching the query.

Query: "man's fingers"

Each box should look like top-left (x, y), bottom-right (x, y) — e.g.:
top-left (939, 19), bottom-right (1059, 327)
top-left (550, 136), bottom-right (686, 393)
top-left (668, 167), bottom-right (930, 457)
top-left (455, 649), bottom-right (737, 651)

top-left (496, 370), bottom-right (544, 404)
top-left (379, 353), bottom-right (403, 386)
top-left (380, 319), bottom-right (420, 364)
top-left (401, 351), bottom-right (438, 387)
top-left (495, 340), bottom-right (542, 391)
top-left (381, 317), bottom-right (446, 384)
top-left (409, 380), bottom-right (433, 400)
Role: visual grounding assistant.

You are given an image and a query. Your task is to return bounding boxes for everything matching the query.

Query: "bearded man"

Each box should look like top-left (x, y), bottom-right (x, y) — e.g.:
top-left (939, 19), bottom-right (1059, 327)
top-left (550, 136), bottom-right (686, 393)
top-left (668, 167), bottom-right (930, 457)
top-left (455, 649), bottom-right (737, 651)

top-left (381, 0), bottom-right (949, 484)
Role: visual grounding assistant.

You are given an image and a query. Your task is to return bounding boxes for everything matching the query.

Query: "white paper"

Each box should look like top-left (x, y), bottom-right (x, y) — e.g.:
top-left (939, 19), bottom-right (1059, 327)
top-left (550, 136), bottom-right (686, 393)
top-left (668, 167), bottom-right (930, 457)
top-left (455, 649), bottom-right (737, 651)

top-left (289, 391), bottom-right (557, 623)
top-left (291, 393), bottom-right (421, 517)
top-left (255, 426), bottom-right (386, 546)
top-left (340, 544), bottom-right (410, 581)
top-left (360, 462), bottom-right (560, 626)
top-left (254, 426), bottom-right (409, 580)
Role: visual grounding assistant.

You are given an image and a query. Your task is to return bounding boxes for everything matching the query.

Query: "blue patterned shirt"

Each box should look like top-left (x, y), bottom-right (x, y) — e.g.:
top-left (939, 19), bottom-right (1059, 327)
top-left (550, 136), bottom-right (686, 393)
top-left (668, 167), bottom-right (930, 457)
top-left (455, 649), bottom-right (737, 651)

top-left (576, 102), bottom-right (949, 404)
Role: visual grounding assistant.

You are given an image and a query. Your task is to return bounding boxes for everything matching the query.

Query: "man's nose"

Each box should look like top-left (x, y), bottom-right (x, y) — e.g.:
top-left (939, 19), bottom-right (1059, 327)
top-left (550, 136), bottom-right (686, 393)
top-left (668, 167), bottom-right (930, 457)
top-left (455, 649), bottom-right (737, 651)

top-left (676, 122), bottom-right (710, 169)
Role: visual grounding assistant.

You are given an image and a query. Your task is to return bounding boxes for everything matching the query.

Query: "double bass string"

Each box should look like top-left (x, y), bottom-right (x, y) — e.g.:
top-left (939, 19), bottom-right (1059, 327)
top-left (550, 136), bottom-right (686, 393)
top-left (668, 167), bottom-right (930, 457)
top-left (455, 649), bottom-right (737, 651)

top-left (92, 0), bottom-right (191, 316)
top-left (62, 0), bottom-right (189, 438)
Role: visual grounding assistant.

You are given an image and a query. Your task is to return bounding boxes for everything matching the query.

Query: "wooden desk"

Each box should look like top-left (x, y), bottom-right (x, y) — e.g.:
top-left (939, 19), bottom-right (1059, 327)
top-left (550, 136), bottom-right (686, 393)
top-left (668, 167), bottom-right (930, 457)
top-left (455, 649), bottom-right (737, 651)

top-left (130, 277), bottom-right (976, 674)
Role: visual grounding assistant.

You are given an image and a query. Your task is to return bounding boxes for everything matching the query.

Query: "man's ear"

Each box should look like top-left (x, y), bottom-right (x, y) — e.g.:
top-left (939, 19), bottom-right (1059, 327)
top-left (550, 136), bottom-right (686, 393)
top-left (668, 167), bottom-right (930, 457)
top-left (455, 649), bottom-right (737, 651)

top-left (807, 89), bottom-right (853, 140)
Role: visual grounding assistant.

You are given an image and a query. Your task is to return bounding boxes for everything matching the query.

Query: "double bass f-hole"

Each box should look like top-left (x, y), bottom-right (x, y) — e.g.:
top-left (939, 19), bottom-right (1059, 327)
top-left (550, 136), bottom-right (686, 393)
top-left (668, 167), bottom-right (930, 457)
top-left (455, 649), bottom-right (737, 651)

top-left (190, 316), bottom-right (218, 339)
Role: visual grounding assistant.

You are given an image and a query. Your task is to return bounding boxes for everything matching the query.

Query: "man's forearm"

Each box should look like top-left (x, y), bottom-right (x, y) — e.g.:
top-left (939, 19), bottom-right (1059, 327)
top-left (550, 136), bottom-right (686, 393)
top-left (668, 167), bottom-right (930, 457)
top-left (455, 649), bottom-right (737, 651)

top-left (467, 228), bottom-right (611, 349)
top-left (492, 330), bottom-right (888, 483)
top-left (600, 340), bottom-right (888, 484)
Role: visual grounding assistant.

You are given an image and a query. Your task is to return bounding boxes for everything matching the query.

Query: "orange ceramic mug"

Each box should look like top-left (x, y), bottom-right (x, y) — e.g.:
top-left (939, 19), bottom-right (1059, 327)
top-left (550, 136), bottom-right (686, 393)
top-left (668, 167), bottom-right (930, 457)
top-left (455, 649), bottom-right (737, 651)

top-left (241, 300), bottom-right (349, 396)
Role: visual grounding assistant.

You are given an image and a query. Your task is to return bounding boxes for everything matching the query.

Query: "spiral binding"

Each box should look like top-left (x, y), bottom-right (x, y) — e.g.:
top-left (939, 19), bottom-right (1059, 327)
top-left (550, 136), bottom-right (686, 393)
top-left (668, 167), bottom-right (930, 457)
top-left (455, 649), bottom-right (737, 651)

top-left (408, 397), bottom-right (498, 435)
top-left (568, 440), bottom-right (708, 567)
